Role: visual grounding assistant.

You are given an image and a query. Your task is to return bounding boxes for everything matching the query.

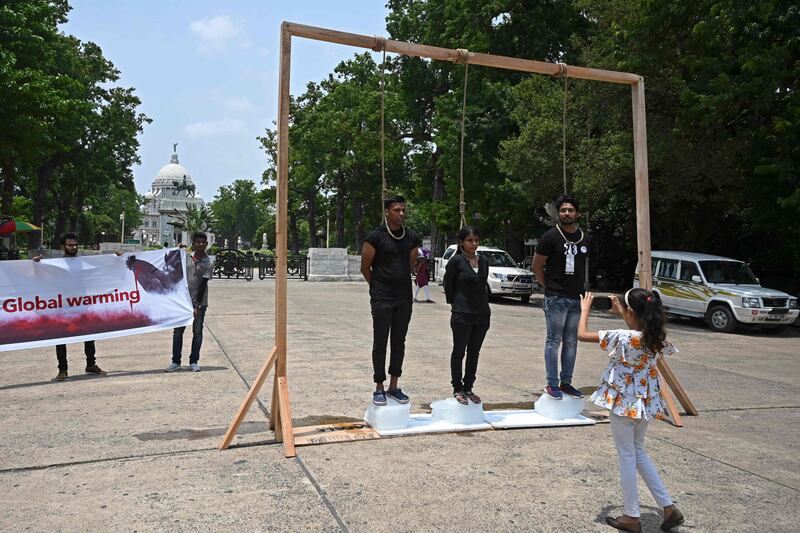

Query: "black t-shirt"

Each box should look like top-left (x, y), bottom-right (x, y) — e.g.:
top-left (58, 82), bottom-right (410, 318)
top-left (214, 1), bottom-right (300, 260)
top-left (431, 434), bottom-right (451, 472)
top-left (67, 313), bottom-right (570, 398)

top-left (365, 225), bottom-right (421, 302)
top-left (443, 254), bottom-right (490, 316)
top-left (535, 226), bottom-right (591, 298)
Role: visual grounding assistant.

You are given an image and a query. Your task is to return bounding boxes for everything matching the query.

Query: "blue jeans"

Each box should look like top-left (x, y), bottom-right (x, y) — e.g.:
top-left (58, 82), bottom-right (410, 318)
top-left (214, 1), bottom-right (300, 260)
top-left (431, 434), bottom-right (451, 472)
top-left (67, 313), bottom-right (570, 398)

top-left (172, 307), bottom-right (206, 365)
top-left (543, 295), bottom-right (580, 387)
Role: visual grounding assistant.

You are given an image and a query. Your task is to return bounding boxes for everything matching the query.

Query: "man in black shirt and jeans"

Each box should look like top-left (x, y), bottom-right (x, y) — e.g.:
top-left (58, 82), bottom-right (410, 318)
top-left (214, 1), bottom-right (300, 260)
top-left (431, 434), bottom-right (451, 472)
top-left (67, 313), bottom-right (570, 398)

top-left (361, 195), bottom-right (420, 406)
top-left (532, 193), bottom-right (590, 400)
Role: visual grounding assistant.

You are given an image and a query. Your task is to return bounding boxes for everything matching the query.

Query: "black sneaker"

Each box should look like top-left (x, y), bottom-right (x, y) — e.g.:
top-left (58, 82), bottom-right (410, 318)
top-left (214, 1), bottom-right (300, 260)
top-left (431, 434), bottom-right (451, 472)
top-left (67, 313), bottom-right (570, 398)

top-left (559, 383), bottom-right (584, 398)
top-left (386, 388), bottom-right (410, 403)
top-left (545, 385), bottom-right (563, 400)
top-left (372, 390), bottom-right (387, 406)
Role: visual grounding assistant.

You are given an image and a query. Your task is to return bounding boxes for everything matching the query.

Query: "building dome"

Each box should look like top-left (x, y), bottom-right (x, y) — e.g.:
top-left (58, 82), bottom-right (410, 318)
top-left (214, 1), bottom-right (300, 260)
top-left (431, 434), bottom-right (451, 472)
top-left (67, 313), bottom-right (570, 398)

top-left (152, 151), bottom-right (195, 187)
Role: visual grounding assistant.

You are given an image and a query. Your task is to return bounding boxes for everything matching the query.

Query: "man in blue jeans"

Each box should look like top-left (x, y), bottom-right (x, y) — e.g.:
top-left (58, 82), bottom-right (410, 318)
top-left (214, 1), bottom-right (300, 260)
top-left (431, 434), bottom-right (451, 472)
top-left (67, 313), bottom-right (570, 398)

top-left (532, 194), bottom-right (591, 399)
top-left (166, 232), bottom-right (212, 373)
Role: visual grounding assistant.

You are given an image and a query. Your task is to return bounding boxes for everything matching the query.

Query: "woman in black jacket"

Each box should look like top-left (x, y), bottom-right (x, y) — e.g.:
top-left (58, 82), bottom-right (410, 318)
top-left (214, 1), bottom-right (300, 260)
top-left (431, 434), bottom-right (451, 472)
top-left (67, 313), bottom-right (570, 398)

top-left (443, 226), bottom-right (490, 405)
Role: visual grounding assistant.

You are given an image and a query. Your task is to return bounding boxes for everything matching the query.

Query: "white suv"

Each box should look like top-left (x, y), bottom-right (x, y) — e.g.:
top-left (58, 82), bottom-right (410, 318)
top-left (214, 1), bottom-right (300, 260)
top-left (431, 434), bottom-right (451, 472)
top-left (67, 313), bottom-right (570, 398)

top-left (634, 251), bottom-right (798, 332)
top-left (436, 245), bottom-right (538, 303)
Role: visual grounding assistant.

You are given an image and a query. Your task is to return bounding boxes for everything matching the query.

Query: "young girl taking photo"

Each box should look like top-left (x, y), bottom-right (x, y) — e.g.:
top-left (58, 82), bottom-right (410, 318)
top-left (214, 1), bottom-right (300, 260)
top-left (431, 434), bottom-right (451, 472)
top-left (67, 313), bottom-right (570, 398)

top-left (578, 289), bottom-right (685, 533)
top-left (443, 226), bottom-right (490, 405)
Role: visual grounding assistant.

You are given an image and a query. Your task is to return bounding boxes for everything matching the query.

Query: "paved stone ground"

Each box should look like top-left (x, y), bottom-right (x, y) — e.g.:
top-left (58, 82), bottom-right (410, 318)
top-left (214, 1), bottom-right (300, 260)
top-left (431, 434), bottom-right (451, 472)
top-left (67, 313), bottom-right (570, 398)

top-left (1, 279), bottom-right (798, 532)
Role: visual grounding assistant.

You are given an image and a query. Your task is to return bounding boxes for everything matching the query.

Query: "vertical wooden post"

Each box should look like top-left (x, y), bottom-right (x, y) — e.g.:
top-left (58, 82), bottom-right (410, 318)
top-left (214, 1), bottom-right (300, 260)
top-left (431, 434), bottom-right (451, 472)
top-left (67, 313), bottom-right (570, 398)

top-left (271, 22), bottom-right (296, 457)
top-left (632, 79), bottom-right (695, 424)
top-left (631, 79), bottom-right (652, 291)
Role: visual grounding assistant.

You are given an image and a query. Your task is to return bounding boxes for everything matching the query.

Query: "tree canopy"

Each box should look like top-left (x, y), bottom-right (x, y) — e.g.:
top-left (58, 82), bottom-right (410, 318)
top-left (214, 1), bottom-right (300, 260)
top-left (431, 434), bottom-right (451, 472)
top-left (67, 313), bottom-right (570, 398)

top-left (258, 0), bottom-right (799, 292)
top-left (1, 0), bottom-right (149, 248)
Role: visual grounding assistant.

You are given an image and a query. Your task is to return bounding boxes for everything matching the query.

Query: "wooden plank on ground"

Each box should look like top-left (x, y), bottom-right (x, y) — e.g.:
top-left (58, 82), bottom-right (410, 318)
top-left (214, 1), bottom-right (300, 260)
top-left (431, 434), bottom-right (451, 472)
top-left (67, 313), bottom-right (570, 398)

top-left (294, 422), bottom-right (381, 446)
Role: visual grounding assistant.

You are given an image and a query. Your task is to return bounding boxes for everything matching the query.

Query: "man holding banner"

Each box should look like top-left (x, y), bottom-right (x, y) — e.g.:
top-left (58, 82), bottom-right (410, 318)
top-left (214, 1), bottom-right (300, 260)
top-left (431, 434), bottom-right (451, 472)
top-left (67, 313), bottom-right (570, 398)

top-left (166, 232), bottom-right (212, 373)
top-left (33, 233), bottom-right (108, 381)
top-left (2, 233), bottom-right (194, 364)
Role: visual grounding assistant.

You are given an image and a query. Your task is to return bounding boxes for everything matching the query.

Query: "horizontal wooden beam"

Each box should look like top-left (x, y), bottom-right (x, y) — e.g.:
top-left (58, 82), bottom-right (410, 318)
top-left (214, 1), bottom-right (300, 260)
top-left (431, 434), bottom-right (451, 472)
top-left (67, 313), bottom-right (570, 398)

top-left (283, 21), bottom-right (640, 85)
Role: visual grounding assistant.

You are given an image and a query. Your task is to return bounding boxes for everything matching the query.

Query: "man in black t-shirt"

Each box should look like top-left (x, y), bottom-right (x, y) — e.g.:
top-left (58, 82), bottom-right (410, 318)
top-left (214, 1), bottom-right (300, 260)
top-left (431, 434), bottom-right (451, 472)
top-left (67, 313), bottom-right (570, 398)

top-left (532, 194), bottom-right (590, 401)
top-left (361, 195), bottom-right (421, 406)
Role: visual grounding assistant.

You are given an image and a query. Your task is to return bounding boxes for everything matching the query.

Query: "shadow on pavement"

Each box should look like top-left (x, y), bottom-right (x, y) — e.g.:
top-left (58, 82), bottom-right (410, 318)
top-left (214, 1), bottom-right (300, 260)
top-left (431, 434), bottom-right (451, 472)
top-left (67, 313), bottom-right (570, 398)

top-left (0, 366), bottom-right (229, 392)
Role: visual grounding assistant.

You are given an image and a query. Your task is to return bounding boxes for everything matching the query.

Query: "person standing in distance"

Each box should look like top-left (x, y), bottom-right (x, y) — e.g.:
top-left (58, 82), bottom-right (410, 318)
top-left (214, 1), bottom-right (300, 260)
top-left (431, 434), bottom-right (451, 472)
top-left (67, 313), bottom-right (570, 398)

top-left (361, 195), bottom-right (421, 405)
top-left (166, 232), bottom-right (212, 373)
top-left (33, 232), bottom-right (108, 381)
top-left (532, 193), bottom-right (591, 400)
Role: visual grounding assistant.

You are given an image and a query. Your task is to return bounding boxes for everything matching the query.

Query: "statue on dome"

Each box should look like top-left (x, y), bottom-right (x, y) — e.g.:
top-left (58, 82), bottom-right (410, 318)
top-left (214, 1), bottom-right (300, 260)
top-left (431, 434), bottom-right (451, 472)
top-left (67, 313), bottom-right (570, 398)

top-left (171, 175), bottom-right (196, 197)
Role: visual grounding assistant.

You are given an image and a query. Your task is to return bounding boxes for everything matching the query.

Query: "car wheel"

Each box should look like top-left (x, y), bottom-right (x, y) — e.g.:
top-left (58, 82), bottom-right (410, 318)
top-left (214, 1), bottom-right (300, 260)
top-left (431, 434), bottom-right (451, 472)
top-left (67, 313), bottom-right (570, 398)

top-left (706, 305), bottom-right (737, 333)
top-left (521, 294), bottom-right (530, 304)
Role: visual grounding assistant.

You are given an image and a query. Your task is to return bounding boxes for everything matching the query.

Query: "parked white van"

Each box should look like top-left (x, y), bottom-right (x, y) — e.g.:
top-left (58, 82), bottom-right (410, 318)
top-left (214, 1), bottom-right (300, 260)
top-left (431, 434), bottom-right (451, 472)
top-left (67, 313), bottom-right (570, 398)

top-left (634, 251), bottom-right (798, 332)
top-left (436, 245), bottom-right (538, 303)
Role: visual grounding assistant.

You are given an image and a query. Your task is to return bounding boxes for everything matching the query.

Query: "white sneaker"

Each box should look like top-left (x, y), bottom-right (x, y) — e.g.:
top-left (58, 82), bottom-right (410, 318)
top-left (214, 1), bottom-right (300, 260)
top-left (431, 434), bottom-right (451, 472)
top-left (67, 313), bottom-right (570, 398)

top-left (165, 362), bottom-right (181, 372)
top-left (190, 363), bottom-right (201, 372)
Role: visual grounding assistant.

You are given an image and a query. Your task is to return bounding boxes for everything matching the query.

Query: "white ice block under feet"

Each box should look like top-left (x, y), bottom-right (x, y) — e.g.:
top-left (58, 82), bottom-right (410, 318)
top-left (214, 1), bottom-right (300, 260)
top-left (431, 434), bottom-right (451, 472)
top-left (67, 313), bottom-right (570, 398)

top-left (364, 397), bottom-right (410, 430)
top-left (534, 393), bottom-right (585, 420)
top-left (430, 397), bottom-right (486, 425)
top-left (376, 397), bottom-right (492, 436)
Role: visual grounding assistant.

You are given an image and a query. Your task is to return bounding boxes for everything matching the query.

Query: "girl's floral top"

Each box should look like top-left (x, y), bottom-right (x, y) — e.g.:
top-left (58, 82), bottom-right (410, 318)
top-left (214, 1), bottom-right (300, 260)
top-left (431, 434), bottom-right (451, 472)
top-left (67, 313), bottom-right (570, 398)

top-left (589, 329), bottom-right (678, 420)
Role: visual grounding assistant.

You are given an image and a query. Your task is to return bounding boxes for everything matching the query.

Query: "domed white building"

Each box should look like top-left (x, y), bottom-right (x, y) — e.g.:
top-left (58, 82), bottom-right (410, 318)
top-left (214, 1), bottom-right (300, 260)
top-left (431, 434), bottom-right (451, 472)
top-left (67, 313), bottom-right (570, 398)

top-left (135, 147), bottom-right (214, 247)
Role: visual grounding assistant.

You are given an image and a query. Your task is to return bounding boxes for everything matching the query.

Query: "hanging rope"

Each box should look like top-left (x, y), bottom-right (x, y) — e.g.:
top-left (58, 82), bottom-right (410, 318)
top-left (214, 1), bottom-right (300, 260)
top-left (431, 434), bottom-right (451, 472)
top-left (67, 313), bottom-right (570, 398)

top-left (456, 48), bottom-right (470, 228)
top-left (374, 37), bottom-right (405, 240)
top-left (374, 37), bottom-right (389, 223)
top-left (558, 61), bottom-right (568, 194)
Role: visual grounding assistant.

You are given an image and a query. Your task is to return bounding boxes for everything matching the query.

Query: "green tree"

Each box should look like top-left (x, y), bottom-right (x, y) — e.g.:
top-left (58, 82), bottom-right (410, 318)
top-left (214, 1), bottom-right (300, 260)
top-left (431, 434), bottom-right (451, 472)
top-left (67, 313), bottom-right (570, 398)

top-left (209, 179), bottom-right (267, 248)
top-left (386, 0), bottom-right (591, 255)
top-left (261, 53), bottom-right (408, 252)
top-left (0, 0), bottom-right (71, 215)
top-left (167, 203), bottom-right (216, 236)
top-left (566, 0), bottom-right (800, 288)
top-left (0, 0), bottom-right (148, 248)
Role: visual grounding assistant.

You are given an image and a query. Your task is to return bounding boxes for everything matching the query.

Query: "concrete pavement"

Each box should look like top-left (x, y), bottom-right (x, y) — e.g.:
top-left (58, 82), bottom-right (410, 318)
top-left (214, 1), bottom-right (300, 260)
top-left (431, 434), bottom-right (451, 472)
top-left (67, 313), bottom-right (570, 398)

top-left (1, 279), bottom-right (798, 532)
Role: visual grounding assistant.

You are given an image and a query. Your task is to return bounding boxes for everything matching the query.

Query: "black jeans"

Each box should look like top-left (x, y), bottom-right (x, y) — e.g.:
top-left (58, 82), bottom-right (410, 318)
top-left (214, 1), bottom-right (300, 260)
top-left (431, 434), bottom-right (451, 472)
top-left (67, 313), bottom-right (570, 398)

top-left (56, 341), bottom-right (96, 371)
top-left (450, 313), bottom-right (490, 392)
top-left (172, 307), bottom-right (206, 365)
top-left (371, 300), bottom-right (413, 383)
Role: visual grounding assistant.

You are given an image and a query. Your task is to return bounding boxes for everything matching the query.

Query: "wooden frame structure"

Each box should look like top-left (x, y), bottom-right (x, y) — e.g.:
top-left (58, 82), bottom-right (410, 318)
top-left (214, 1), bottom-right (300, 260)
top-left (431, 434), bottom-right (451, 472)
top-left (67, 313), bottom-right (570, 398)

top-left (220, 22), bottom-right (697, 458)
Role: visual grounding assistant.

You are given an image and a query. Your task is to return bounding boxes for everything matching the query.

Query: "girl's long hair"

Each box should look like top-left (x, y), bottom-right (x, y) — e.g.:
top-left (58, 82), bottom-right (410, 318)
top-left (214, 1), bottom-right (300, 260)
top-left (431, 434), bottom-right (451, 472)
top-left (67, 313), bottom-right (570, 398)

top-left (455, 225), bottom-right (480, 255)
top-left (625, 288), bottom-right (667, 354)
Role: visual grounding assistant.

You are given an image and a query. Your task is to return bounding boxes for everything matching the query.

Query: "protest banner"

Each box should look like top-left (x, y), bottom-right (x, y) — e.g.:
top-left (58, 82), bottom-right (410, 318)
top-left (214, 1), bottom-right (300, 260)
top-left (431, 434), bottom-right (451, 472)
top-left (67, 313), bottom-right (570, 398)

top-left (0, 248), bottom-right (194, 351)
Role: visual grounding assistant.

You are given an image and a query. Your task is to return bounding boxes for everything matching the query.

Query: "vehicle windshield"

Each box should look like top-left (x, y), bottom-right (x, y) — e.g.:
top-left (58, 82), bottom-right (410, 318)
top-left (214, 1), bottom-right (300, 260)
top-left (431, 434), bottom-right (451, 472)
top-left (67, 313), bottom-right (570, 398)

top-left (479, 250), bottom-right (518, 268)
top-left (699, 260), bottom-right (759, 284)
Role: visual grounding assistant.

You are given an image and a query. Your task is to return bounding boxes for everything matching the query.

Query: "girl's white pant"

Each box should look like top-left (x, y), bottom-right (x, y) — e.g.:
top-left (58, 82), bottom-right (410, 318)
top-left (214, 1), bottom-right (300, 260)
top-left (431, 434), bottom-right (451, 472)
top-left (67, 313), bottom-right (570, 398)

top-left (414, 285), bottom-right (431, 301)
top-left (610, 413), bottom-right (674, 517)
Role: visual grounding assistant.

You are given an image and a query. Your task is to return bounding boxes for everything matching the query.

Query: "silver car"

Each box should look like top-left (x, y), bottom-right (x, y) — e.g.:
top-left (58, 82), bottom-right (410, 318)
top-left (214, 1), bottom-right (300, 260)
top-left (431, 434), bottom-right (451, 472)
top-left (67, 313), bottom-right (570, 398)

top-left (634, 251), bottom-right (798, 333)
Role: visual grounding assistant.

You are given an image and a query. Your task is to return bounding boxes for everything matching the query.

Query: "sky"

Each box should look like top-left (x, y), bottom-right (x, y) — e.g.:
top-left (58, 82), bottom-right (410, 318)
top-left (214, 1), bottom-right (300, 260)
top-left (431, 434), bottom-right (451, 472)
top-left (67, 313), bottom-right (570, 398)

top-left (62, 0), bottom-right (391, 202)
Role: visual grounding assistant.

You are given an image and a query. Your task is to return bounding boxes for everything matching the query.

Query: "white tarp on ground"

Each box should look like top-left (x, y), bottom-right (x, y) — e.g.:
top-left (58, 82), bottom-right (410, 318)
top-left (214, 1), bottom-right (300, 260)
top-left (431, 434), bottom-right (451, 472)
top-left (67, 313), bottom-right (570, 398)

top-left (0, 248), bottom-right (193, 352)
